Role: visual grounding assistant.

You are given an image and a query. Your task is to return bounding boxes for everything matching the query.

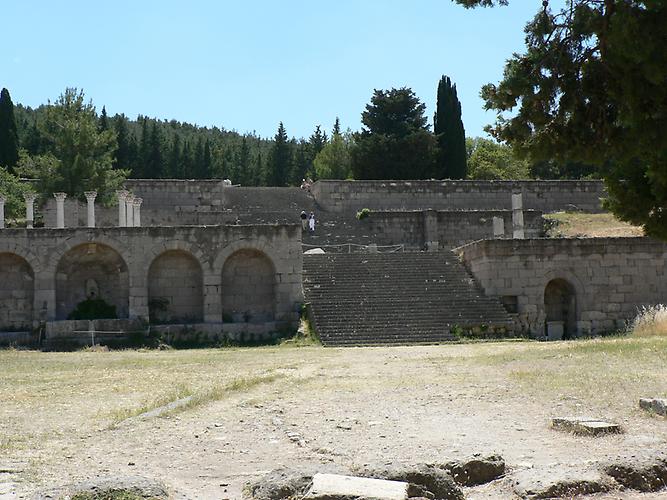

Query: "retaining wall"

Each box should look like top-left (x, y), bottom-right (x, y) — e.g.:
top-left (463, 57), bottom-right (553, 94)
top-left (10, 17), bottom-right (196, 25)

top-left (311, 180), bottom-right (605, 214)
top-left (456, 237), bottom-right (667, 336)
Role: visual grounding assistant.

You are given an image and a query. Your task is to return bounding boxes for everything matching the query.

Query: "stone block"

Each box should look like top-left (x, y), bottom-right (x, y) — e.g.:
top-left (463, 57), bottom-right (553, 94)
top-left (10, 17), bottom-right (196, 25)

top-left (552, 417), bottom-right (622, 436)
top-left (304, 473), bottom-right (409, 500)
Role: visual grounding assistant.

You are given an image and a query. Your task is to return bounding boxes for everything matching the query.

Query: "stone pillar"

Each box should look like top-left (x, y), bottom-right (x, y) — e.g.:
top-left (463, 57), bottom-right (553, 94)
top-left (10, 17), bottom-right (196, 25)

top-left (133, 197), bottom-right (143, 227)
top-left (492, 216), bottom-right (505, 238)
top-left (116, 190), bottom-right (128, 227)
top-left (423, 209), bottom-right (439, 252)
top-left (511, 192), bottom-right (525, 239)
top-left (84, 191), bottom-right (97, 228)
top-left (125, 194), bottom-right (135, 227)
top-left (24, 193), bottom-right (37, 229)
top-left (53, 192), bottom-right (67, 228)
top-left (0, 196), bottom-right (5, 229)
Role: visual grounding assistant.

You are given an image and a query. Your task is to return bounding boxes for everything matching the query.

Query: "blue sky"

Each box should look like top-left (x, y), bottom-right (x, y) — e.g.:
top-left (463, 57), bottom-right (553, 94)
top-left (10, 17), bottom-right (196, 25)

top-left (2, 1), bottom-right (565, 140)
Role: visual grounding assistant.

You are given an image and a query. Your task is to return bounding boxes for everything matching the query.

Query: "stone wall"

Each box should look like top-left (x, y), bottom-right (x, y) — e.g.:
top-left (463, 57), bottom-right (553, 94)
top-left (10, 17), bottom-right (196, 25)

top-left (42, 181), bottom-right (314, 228)
top-left (0, 225), bottom-right (303, 336)
top-left (310, 180), bottom-right (605, 214)
top-left (456, 237), bottom-right (667, 337)
top-left (361, 209), bottom-right (544, 250)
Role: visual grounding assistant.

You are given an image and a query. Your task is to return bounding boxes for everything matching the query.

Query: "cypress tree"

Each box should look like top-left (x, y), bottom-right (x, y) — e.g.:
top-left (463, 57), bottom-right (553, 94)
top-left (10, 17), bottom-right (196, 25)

top-left (167, 135), bottom-right (181, 178)
top-left (434, 75), bottom-right (467, 179)
top-left (332, 117), bottom-right (341, 136)
top-left (0, 88), bottom-right (20, 172)
top-left (113, 113), bottom-right (131, 170)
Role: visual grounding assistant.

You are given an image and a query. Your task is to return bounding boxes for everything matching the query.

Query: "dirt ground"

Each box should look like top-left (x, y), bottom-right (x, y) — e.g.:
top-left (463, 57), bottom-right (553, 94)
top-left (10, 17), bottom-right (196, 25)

top-left (1, 337), bottom-right (667, 499)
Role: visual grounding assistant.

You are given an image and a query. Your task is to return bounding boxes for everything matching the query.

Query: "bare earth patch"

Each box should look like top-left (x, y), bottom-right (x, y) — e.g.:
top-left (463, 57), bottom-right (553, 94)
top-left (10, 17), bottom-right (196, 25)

top-left (545, 212), bottom-right (644, 238)
top-left (1, 338), bottom-right (667, 498)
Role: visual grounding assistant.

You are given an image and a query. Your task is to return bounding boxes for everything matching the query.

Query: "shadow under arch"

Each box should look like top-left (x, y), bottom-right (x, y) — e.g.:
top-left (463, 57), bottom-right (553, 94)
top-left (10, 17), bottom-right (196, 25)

top-left (544, 278), bottom-right (577, 340)
top-left (0, 252), bottom-right (35, 330)
top-left (221, 248), bottom-right (276, 323)
top-left (55, 243), bottom-right (129, 320)
top-left (147, 249), bottom-right (204, 324)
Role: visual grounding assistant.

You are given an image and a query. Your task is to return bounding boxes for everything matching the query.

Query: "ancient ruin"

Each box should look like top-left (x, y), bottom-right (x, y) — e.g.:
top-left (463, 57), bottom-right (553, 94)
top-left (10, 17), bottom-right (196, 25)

top-left (1, 178), bottom-right (664, 347)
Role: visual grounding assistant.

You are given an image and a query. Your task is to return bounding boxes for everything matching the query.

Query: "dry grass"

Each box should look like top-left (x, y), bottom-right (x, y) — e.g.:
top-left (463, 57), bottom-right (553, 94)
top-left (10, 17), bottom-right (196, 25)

top-left (627, 304), bottom-right (667, 337)
top-left (545, 211), bottom-right (644, 238)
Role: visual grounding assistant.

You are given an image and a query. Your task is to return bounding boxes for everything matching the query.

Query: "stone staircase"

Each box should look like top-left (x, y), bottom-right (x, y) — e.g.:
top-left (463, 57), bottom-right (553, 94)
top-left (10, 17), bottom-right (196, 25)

top-left (303, 252), bottom-right (513, 346)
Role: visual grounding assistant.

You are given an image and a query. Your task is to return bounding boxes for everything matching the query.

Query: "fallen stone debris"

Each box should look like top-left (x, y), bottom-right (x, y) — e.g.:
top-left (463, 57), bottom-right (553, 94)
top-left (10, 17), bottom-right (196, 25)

top-left (639, 397), bottom-right (667, 416)
top-left (511, 467), bottom-right (613, 499)
top-left (303, 473), bottom-right (411, 500)
top-left (437, 453), bottom-right (506, 486)
top-left (33, 475), bottom-right (171, 500)
top-left (551, 416), bottom-right (622, 436)
top-left (602, 452), bottom-right (667, 492)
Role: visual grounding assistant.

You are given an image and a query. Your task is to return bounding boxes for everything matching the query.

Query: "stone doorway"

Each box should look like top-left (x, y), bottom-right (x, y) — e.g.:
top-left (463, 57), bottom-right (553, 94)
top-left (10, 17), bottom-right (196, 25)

top-left (544, 278), bottom-right (577, 340)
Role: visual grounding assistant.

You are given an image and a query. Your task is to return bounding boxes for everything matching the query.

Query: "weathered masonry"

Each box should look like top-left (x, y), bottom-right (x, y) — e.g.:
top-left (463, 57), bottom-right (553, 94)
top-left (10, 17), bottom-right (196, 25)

top-left (0, 225), bottom-right (302, 342)
top-left (456, 237), bottom-right (667, 338)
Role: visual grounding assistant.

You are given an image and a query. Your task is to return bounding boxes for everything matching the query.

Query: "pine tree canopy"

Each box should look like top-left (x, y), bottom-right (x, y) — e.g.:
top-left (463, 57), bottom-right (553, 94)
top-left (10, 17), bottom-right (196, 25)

top-left (453, 0), bottom-right (667, 239)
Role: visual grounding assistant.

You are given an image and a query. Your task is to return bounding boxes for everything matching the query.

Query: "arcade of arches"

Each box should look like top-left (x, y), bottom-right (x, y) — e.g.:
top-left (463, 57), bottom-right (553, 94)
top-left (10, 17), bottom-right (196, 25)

top-left (222, 249), bottom-right (276, 323)
top-left (0, 253), bottom-right (34, 330)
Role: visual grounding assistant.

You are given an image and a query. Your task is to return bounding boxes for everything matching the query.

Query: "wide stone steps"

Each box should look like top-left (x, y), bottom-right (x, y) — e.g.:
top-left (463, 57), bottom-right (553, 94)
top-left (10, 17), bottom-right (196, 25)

top-left (303, 252), bottom-right (512, 346)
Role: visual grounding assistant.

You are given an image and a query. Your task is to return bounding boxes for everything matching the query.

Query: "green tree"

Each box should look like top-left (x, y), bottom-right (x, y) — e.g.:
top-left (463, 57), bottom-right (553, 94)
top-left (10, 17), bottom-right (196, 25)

top-left (268, 122), bottom-right (292, 186)
top-left (235, 137), bottom-right (252, 185)
top-left (454, 0), bottom-right (667, 238)
top-left (466, 137), bottom-right (529, 180)
top-left (351, 87), bottom-right (437, 179)
top-left (16, 88), bottom-right (126, 204)
top-left (0, 88), bottom-right (20, 173)
top-left (0, 165), bottom-right (35, 220)
top-left (98, 106), bottom-right (109, 132)
top-left (314, 131), bottom-right (351, 179)
top-left (434, 75), bottom-right (467, 179)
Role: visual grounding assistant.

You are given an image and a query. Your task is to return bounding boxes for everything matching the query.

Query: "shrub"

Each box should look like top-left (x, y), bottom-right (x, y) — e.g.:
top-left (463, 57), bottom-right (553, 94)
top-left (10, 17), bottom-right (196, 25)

top-left (356, 208), bottom-right (371, 220)
top-left (627, 304), bottom-right (667, 337)
top-left (68, 298), bottom-right (117, 320)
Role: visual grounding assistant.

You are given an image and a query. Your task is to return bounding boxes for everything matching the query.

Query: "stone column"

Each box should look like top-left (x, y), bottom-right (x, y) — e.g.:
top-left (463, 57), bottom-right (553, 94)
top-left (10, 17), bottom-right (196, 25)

top-left (24, 193), bottom-right (37, 228)
top-left (133, 197), bottom-right (143, 227)
top-left (116, 190), bottom-right (128, 227)
top-left (84, 191), bottom-right (97, 228)
top-left (492, 216), bottom-right (505, 238)
top-left (125, 194), bottom-right (135, 227)
top-left (53, 192), bottom-right (67, 228)
top-left (0, 196), bottom-right (5, 229)
top-left (512, 192), bottom-right (525, 239)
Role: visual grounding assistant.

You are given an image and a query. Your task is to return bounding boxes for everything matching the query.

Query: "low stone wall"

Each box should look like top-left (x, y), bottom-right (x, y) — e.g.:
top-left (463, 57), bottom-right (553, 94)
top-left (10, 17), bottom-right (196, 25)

top-left (456, 237), bottom-right (667, 337)
top-left (0, 224), bottom-right (303, 334)
top-left (361, 209), bottom-right (544, 250)
top-left (311, 179), bottom-right (605, 214)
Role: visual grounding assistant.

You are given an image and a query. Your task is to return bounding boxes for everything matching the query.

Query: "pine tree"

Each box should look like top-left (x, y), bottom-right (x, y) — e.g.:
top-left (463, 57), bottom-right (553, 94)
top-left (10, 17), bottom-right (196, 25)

top-left (235, 137), bottom-right (251, 185)
top-left (332, 117), bottom-right (341, 136)
top-left (268, 122), bottom-right (292, 186)
top-left (146, 121), bottom-right (163, 178)
top-left (434, 75), bottom-right (467, 179)
top-left (167, 135), bottom-right (181, 178)
top-left (98, 106), bottom-right (109, 132)
top-left (112, 113), bottom-right (132, 170)
top-left (0, 88), bottom-right (20, 172)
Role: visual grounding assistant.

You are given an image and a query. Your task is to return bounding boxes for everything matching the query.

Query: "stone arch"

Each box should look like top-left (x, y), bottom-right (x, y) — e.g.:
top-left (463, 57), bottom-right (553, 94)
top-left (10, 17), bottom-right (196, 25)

top-left (0, 253), bottom-right (35, 331)
top-left (55, 243), bottom-right (129, 320)
top-left (147, 250), bottom-right (203, 323)
top-left (544, 278), bottom-right (577, 340)
top-left (222, 248), bottom-right (276, 323)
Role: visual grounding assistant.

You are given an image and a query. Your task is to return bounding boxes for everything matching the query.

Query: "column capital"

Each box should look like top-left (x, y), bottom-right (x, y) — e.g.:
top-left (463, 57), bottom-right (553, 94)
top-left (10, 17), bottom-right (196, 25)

top-left (84, 191), bottom-right (98, 201)
top-left (125, 193), bottom-right (135, 202)
top-left (23, 192), bottom-right (37, 203)
top-left (53, 192), bottom-right (68, 201)
top-left (116, 189), bottom-right (129, 201)
top-left (132, 197), bottom-right (143, 207)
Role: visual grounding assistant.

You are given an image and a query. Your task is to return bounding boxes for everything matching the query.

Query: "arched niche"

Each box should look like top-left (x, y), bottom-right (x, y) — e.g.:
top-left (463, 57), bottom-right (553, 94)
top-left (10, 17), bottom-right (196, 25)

top-left (0, 253), bottom-right (34, 330)
top-left (222, 249), bottom-right (276, 323)
top-left (56, 243), bottom-right (129, 320)
top-left (148, 250), bottom-right (203, 324)
top-left (544, 278), bottom-right (577, 340)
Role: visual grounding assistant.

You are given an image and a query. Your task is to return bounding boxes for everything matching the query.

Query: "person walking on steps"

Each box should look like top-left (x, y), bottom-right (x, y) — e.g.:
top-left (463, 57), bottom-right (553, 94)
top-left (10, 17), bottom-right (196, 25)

top-left (308, 212), bottom-right (316, 233)
top-left (300, 210), bottom-right (308, 231)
